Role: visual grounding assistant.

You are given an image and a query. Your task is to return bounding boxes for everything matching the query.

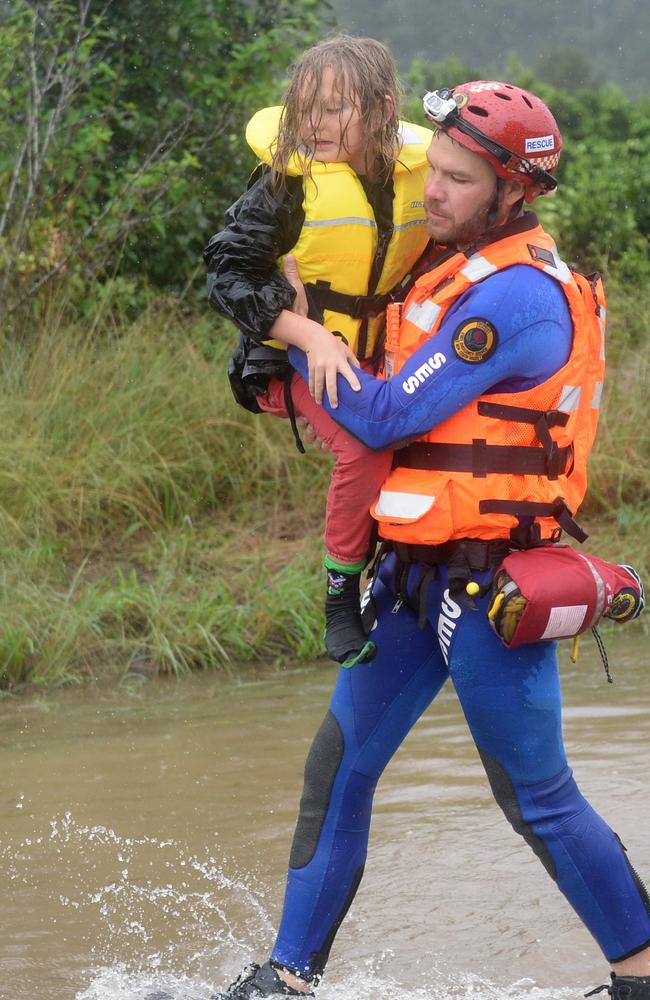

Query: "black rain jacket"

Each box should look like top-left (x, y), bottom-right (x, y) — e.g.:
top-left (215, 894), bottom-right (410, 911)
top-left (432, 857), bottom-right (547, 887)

top-left (203, 166), bottom-right (397, 413)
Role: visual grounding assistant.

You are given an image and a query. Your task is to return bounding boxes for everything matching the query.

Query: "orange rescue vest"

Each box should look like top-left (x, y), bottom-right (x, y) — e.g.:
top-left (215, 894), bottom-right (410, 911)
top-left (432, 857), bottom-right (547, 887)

top-left (372, 221), bottom-right (606, 546)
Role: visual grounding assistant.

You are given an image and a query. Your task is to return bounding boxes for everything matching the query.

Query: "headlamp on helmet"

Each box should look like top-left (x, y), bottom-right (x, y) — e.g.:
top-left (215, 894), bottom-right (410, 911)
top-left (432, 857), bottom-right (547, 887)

top-left (422, 88), bottom-right (459, 125)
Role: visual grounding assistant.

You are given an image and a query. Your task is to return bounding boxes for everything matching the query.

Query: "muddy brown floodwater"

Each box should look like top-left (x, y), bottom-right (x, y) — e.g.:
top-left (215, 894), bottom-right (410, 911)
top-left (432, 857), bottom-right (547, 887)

top-left (1, 628), bottom-right (649, 1000)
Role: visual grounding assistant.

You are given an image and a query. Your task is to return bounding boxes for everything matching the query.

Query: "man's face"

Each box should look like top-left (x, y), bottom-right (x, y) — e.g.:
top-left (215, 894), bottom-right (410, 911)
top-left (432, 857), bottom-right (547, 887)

top-left (423, 130), bottom-right (500, 245)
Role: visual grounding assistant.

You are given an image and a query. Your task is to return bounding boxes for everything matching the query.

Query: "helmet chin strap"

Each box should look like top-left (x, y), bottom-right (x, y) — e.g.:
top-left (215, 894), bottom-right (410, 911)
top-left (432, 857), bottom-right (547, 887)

top-left (487, 178), bottom-right (503, 227)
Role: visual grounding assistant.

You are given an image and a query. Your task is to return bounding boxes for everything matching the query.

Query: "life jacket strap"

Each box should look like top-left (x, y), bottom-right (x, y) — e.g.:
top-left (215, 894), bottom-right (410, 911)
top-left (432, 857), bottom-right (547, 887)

top-left (395, 440), bottom-right (573, 478)
top-left (476, 400), bottom-right (570, 428)
top-left (306, 280), bottom-right (394, 321)
top-left (283, 373), bottom-right (306, 454)
top-left (479, 496), bottom-right (589, 544)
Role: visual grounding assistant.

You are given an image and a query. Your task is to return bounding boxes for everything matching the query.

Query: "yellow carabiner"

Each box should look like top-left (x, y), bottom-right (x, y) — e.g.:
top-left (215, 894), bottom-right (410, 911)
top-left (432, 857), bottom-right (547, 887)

top-left (488, 591), bottom-right (506, 621)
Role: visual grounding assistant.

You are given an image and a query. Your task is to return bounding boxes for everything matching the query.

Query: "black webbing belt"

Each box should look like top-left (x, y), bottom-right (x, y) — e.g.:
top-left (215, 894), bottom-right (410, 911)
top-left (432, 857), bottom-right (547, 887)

top-left (479, 497), bottom-right (588, 543)
top-left (387, 538), bottom-right (513, 625)
top-left (395, 400), bottom-right (574, 481)
top-left (391, 538), bottom-right (512, 571)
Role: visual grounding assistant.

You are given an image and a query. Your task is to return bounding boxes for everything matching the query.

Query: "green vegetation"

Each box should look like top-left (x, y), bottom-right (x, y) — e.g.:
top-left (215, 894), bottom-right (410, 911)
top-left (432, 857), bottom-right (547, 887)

top-left (0, 0), bottom-right (325, 330)
top-left (0, 2), bottom-right (647, 690)
top-left (0, 303), bottom-right (330, 689)
top-left (0, 277), bottom-right (645, 692)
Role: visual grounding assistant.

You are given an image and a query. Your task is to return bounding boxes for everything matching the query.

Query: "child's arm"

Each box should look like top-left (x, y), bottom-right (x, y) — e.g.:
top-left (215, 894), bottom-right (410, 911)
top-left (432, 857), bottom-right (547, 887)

top-left (272, 256), bottom-right (360, 407)
top-left (288, 267), bottom-right (573, 449)
top-left (205, 172), bottom-right (360, 405)
top-left (204, 170), bottom-right (300, 341)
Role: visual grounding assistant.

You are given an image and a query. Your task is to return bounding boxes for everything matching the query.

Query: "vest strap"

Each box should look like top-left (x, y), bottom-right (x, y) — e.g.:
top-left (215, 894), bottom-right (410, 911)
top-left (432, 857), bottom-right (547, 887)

top-left (305, 281), bottom-right (412, 319)
top-left (477, 402), bottom-right (571, 480)
top-left (307, 280), bottom-right (393, 321)
top-left (477, 401), bottom-right (570, 428)
top-left (395, 441), bottom-right (573, 478)
top-left (478, 497), bottom-right (589, 544)
top-left (283, 373), bottom-right (306, 455)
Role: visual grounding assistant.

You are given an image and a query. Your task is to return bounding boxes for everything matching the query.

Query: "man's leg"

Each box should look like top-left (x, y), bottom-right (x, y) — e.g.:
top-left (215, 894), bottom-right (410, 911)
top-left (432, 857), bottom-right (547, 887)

top-left (438, 571), bottom-right (650, 967)
top-left (271, 557), bottom-right (449, 983)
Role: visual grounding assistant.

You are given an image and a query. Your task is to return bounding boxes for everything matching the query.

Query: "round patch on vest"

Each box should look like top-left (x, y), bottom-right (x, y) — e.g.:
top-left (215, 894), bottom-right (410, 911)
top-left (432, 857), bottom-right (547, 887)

top-left (452, 318), bottom-right (498, 363)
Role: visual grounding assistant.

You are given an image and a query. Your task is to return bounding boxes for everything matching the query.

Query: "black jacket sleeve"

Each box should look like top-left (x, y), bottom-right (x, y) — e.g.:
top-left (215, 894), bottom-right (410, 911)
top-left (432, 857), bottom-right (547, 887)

top-left (203, 168), bottom-right (305, 342)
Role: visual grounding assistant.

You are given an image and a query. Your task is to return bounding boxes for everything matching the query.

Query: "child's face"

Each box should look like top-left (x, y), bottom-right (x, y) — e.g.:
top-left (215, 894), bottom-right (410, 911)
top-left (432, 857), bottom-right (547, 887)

top-left (300, 66), bottom-right (367, 174)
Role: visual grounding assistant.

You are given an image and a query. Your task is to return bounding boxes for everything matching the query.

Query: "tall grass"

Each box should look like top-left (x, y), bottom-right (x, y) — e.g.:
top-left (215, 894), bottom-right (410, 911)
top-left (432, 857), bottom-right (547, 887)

top-left (0, 279), bottom-right (647, 691)
top-left (0, 301), bottom-right (329, 690)
top-left (581, 276), bottom-right (650, 569)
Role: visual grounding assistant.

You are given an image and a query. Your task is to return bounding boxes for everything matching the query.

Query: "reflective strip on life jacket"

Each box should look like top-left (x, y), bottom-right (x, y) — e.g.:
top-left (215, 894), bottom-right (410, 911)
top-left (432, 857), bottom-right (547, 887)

top-left (303, 217), bottom-right (376, 228)
top-left (404, 300), bottom-right (442, 333)
top-left (374, 490), bottom-right (436, 520)
top-left (460, 254), bottom-right (497, 282)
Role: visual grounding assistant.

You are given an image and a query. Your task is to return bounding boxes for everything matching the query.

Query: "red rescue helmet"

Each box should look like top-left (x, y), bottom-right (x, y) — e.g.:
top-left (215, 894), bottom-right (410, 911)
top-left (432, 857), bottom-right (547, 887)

top-left (423, 81), bottom-right (562, 202)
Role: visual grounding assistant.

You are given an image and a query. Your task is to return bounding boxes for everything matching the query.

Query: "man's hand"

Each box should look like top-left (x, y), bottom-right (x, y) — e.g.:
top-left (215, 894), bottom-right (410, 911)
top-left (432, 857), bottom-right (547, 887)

top-left (283, 254), bottom-right (309, 317)
top-left (296, 417), bottom-right (332, 453)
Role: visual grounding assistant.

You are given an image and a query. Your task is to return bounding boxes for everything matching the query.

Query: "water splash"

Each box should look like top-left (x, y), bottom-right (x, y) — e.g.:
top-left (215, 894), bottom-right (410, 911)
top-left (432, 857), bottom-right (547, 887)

top-left (1, 812), bottom-right (585, 1000)
top-left (2, 811), bottom-right (272, 997)
top-left (77, 963), bottom-right (578, 1000)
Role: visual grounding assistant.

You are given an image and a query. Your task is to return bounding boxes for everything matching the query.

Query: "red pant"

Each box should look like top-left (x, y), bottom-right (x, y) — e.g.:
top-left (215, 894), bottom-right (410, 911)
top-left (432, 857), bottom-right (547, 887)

top-left (257, 373), bottom-right (392, 567)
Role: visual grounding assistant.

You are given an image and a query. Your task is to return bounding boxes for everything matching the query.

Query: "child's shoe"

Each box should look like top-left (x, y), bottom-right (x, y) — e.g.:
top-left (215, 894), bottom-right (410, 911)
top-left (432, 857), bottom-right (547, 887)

top-left (324, 568), bottom-right (376, 668)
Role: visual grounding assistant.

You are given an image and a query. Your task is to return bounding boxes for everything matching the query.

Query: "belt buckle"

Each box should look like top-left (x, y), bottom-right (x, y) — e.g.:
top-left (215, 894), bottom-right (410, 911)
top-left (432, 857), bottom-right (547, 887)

top-left (349, 295), bottom-right (366, 319)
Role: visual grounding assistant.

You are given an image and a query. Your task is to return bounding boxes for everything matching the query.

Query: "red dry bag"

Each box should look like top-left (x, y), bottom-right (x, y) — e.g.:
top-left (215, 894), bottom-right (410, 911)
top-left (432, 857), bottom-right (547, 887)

top-left (488, 545), bottom-right (645, 648)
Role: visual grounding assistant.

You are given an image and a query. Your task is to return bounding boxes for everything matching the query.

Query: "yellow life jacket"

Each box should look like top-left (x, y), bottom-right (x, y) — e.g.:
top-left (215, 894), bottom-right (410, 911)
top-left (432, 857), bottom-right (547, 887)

top-left (372, 221), bottom-right (606, 546)
top-left (245, 106), bottom-right (432, 358)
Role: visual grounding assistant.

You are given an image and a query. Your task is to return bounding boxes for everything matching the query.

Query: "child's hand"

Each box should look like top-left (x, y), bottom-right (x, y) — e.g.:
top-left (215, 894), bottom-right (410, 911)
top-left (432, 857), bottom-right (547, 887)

top-left (296, 417), bottom-right (332, 453)
top-left (305, 331), bottom-right (360, 407)
top-left (282, 255), bottom-right (360, 405)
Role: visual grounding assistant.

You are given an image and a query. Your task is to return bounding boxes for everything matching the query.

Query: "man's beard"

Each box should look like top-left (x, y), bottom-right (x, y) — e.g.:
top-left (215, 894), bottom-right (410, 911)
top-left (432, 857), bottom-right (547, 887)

top-left (426, 187), bottom-right (499, 248)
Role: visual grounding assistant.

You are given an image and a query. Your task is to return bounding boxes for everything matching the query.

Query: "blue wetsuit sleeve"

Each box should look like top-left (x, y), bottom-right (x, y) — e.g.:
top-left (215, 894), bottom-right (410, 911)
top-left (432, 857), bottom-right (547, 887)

top-left (288, 265), bottom-right (572, 450)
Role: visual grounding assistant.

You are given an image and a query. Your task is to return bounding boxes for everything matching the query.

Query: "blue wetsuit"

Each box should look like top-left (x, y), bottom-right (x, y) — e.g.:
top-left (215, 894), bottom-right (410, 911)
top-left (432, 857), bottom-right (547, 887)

top-left (288, 265), bottom-right (573, 449)
top-left (269, 261), bottom-right (650, 980)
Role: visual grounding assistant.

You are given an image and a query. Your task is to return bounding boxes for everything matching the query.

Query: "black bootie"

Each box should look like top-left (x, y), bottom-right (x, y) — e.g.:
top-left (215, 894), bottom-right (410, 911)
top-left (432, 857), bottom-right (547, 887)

top-left (586, 974), bottom-right (650, 999)
top-left (324, 567), bottom-right (376, 668)
top-left (210, 961), bottom-right (314, 998)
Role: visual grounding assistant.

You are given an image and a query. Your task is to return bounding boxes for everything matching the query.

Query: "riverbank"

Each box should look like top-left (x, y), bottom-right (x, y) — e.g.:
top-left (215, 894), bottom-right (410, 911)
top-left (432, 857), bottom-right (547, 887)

top-left (0, 281), bottom-right (647, 691)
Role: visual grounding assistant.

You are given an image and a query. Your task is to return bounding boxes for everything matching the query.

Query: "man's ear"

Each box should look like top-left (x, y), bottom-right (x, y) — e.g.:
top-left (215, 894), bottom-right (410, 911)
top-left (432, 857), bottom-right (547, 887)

top-left (502, 178), bottom-right (527, 210)
top-left (384, 94), bottom-right (395, 119)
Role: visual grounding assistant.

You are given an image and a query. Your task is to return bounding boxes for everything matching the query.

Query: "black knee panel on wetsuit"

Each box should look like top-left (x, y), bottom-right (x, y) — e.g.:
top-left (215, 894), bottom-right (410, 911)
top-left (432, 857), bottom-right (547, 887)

top-left (289, 710), bottom-right (344, 869)
top-left (478, 749), bottom-right (557, 880)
